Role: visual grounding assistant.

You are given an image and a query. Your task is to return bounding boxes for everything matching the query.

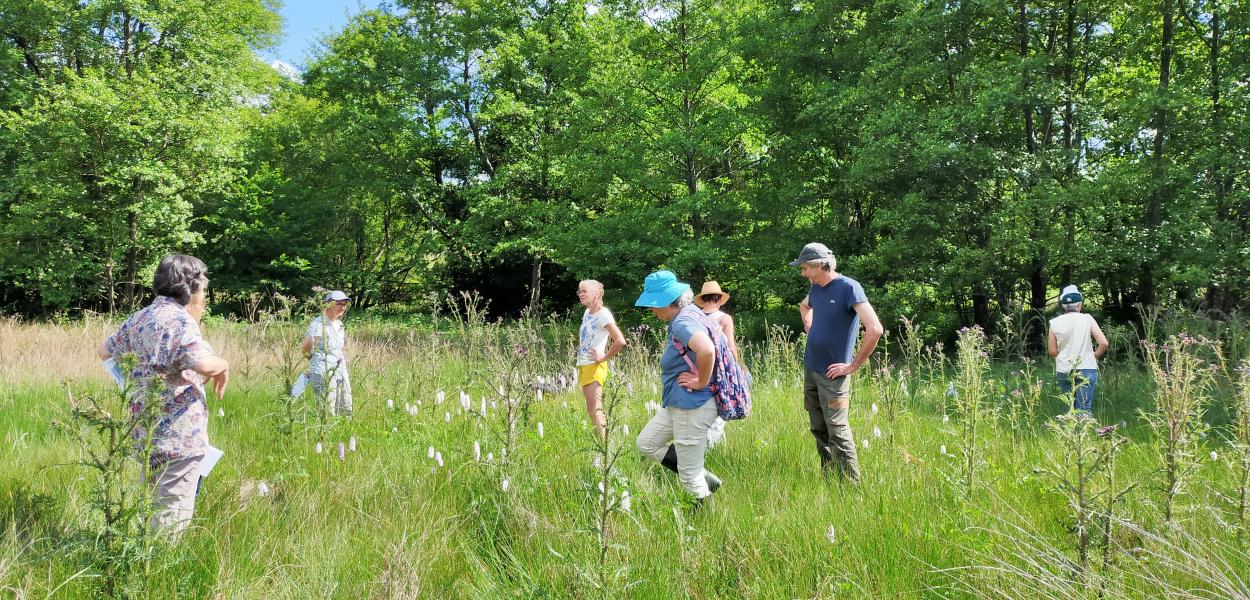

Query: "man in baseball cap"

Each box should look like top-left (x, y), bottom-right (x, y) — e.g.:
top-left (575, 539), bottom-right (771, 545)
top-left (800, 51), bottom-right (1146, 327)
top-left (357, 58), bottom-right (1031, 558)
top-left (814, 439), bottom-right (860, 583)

top-left (792, 243), bottom-right (883, 484)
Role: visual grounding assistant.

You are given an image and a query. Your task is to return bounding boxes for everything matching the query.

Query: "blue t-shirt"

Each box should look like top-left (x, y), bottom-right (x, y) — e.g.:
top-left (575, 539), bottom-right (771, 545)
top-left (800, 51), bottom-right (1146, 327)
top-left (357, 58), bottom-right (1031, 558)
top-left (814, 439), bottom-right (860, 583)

top-left (803, 276), bottom-right (868, 373)
top-left (659, 305), bottom-right (716, 410)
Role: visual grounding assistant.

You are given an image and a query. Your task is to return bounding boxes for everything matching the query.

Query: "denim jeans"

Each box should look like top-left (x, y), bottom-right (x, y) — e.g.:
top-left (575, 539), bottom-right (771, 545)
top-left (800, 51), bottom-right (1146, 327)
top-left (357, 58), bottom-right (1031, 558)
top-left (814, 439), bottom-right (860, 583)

top-left (1057, 369), bottom-right (1099, 413)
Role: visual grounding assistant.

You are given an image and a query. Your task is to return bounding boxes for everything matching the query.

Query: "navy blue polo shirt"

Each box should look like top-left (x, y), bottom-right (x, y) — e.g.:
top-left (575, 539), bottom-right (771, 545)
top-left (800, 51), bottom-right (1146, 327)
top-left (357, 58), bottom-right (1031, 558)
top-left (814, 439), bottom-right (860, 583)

top-left (803, 276), bottom-right (868, 372)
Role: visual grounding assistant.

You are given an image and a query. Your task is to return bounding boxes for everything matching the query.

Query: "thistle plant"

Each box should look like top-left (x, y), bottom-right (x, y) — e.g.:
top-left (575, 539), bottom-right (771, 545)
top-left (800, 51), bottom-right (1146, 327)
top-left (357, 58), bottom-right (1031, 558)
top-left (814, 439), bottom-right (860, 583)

top-left (953, 326), bottom-right (991, 496)
top-left (1033, 415), bottom-right (1134, 581)
top-left (898, 316), bottom-right (925, 378)
top-left (55, 356), bottom-right (160, 599)
top-left (1233, 361), bottom-right (1250, 536)
top-left (1141, 334), bottom-right (1217, 524)
top-left (583, 381), bottom-right (632, 598)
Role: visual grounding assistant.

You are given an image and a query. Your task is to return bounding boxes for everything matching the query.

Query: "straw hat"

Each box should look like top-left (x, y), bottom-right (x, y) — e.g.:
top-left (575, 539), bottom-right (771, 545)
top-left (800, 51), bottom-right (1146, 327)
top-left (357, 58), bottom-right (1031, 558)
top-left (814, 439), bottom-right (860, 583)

top-left (694, 281), bottom-right (730, 307)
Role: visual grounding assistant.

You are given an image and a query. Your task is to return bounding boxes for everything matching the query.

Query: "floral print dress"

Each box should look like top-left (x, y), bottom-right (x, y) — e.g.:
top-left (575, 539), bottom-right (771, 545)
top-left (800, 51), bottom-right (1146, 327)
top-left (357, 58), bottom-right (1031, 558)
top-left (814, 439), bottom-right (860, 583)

top-left (105, 296), bottom-right (211, 466)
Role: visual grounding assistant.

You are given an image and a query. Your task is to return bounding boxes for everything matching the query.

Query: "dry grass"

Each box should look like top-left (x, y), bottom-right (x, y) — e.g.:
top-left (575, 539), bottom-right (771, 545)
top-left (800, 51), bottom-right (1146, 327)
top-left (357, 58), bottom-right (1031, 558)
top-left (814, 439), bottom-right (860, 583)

top-left (0, 316), bottom-right (456, 387)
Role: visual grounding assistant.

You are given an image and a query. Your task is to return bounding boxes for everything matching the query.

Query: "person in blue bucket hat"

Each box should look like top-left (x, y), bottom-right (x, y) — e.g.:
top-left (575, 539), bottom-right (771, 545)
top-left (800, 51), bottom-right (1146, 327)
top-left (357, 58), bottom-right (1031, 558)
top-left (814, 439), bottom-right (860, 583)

top-left (633, 270), bottom-right (723, 507)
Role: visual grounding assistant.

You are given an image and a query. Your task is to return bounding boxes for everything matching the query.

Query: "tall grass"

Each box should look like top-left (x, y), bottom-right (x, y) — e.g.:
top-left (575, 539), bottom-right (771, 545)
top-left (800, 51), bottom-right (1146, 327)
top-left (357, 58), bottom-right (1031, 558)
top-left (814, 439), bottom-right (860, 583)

top-left (1, 312), bottom-right (1248, 598)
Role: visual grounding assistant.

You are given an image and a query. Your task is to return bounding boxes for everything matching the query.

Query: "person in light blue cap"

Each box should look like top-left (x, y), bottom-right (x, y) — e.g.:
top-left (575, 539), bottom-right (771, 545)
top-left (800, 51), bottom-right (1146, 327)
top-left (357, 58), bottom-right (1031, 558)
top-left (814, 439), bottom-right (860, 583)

top-left (299, 290), bottom-right (353, 417)
top-left (633, 270), bottom-right (723, 506)
top-left (1047, 285), bottom-right (1108, 414)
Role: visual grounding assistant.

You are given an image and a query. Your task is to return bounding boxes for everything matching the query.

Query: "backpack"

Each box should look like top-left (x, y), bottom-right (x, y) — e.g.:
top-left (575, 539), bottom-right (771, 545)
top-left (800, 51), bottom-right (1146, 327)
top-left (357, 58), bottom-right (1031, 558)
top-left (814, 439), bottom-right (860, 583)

top-left (672, 312), bottom-right (752, 421)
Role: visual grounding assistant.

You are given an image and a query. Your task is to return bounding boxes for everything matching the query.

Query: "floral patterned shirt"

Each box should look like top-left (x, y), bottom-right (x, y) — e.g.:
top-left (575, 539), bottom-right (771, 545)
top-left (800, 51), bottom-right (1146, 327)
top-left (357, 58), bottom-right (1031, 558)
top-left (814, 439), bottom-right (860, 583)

top-left (104, 295), bottom-right (211, 465)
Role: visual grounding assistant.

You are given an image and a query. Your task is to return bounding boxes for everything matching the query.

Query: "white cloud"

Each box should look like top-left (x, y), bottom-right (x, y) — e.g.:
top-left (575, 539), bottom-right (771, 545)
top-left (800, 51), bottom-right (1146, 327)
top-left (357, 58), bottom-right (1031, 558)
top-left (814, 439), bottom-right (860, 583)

top-left (269, 59), bottom-right (302, 83)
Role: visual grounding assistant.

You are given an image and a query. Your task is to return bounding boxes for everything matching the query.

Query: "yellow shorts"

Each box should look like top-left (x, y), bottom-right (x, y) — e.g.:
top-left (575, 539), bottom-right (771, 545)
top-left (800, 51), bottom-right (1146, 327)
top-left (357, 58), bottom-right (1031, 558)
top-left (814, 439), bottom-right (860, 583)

top-left (577, 362), bottom-right (609, 387)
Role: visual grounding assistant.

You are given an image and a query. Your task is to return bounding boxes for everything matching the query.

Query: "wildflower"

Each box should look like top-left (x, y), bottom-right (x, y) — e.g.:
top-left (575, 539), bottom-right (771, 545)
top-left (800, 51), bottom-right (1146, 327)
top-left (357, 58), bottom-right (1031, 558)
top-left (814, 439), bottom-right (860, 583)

top-left (480, 399), bottom-right (487, 416)
top-left (862, 439), bottom-right (869, 450)
top-left (562, 401), bottom-right (569, 409)
top-left (772, 378), bottom-right (779, 388)
top-left (436, 390), bottom-right (445, 404)
top-left (257, 481), bottom-right (270, 497)
top-left (651, 383), bottom-right (658, 395)
top-left (1211, 451), bottom-right (1219, 461)
top-left (598, 481), bottom-right (605, 495)
top-left (435, 452), bottom-right (444, 467)
top-left (940, 445), bottom-right (947, 456)
top-left (501, 478), bottom-right (511, 492)
top-left (349, 436), bottom-right (357, 452)
top-left (487, 452), bottom-right (494, 462)
top-left (537, 388), bottom-right (544, 402)
top-left (538, 422), bottom-right (545, 438)
top-left (387, 399), bottom-right (394, 409)
top-left (338, 442), bottom-right (345, 460)
top-left (391, 427), bottom-right (397, 432)
top-left (498, 384), bottom-right (506, 397)
top-left (871, 403), bottom-right (879, 416)
top-left (444, 411), bottom-right (451, 423)
top-left (501, 448), bottom-right (507, 461)
top-left (315, 442), bottom-right (323, 454)
top-left (873, 426), bottom-right (882, 438)
top-left (1096, 424), bottom-right (1116, 437)
top-left (826, 525), bottom-right (837, 544)
top-left (946, 383), bottom-right (958, 399)
top-left (622, 424), bottom-right (630, 437)
top-left (427, 446), bottom-right (435, 459)
top-left (217, 408), bottom-right (225, 417)
top-left (621, 490), bottom-right (632, 512)
top-left (459, 391), bottom-right (471, 411)
top-left (942, 414), bottom-right (950, 423)
top-left (626, 382), bottom-right (634, 394)
top-left (473, 441), bottom-right (481, 461)
top-left (593, 455), bottom-right (603, 469)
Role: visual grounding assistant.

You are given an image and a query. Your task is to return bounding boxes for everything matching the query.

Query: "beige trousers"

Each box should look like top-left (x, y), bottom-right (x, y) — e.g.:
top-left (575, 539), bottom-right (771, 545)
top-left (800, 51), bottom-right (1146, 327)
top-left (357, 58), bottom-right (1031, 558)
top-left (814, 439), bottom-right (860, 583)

top-left (636, 399), bottom-right (719, 498)
top-left (146, 455), bottom-right (203, 541)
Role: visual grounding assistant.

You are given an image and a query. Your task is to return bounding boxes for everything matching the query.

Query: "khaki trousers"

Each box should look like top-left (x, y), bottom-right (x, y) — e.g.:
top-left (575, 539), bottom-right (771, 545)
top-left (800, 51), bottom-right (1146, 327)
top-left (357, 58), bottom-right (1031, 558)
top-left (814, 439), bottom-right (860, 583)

top-left (146, 455), bottom-right (203, 541)
top-left (636, 399), bottom-right (719, 498)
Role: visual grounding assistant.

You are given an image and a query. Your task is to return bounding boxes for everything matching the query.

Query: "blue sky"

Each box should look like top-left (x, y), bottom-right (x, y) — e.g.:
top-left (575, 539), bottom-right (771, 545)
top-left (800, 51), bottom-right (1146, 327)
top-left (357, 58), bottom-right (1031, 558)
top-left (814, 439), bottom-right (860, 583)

top-left (260, 0), bottom-right (382, 71)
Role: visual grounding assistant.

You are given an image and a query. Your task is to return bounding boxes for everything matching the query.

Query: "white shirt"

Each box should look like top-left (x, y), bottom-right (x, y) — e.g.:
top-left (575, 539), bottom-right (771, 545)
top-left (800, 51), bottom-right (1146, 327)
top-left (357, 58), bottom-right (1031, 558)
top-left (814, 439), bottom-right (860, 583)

top-left (307, 316), bottom-right (346, 374)
top-left (576, 307), bottom-right (616, 366)
top-left (1049, 312), bottom-right (1097, 373)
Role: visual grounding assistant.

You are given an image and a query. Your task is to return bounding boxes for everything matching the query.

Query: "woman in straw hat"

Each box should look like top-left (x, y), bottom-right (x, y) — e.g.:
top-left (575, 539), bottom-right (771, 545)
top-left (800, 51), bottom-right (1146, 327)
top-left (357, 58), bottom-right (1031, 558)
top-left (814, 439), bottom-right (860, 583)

top-left (694, 281), bottom-right (741, 362)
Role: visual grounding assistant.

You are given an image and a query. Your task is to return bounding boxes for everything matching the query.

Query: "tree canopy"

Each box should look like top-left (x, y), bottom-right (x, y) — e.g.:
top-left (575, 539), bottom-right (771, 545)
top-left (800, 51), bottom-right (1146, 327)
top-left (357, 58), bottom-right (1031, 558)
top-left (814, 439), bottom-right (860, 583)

top-left (3, 0), bottom-right (1247, 332)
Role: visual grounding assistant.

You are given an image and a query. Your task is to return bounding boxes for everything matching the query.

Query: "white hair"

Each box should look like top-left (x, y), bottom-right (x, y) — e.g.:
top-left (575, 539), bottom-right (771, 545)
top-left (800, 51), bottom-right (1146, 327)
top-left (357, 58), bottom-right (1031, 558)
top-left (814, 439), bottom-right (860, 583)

top-left (804, 256), bottom-right (836, 272)
top-left (1062, 302), bottom-right (1083, 313)
top-left (669, 289), bottom-right (694, 308)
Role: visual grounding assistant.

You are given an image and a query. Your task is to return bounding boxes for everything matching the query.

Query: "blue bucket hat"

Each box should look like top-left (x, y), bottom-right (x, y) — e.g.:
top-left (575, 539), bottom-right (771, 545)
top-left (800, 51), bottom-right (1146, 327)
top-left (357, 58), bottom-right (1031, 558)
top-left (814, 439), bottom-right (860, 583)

top-left (634, 270), bottom-right (691, 308)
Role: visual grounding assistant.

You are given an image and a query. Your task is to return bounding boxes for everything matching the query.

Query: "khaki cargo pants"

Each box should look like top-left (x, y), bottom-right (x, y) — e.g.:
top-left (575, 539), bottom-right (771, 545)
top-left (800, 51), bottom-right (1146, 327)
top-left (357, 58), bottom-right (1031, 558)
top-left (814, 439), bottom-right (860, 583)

top-left (804, 369), bottom-right (861, 483)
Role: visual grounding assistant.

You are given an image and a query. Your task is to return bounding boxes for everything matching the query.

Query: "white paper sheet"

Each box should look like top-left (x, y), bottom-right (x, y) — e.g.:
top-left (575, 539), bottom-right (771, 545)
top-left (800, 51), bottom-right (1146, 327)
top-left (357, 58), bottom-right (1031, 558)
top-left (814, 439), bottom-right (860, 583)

top-left (102, 358), bottom-right (126, 390)
top-left (198, 445), bottom-right (224, 479)
top-left (290, 373), bottom-right (308, 397)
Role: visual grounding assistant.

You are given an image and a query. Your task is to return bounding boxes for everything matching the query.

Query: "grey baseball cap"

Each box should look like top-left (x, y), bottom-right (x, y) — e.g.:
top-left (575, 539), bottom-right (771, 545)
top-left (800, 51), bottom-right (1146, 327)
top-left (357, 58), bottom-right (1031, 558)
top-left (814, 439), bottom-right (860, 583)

top-left (788, 242), bottom-right (834, 266)
top-left (325, 290), bottom-right (351, 302)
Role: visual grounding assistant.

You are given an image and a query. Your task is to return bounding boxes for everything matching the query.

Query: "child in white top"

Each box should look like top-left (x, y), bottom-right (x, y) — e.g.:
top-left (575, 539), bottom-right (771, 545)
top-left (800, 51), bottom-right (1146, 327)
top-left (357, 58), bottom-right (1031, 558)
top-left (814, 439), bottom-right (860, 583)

top-left (576, 280), bottom-right (626, 439)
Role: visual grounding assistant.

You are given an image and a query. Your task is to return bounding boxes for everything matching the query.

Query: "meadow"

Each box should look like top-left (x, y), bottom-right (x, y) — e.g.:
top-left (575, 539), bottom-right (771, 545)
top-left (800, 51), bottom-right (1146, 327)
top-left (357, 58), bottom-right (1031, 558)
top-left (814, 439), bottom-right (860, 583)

top-left (1, 307), bottom-right (1248, 599)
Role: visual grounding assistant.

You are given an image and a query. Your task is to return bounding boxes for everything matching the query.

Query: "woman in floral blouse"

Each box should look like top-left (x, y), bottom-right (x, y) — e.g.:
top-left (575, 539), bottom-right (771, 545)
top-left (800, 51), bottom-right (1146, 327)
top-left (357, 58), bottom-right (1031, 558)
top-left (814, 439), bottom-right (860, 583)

top-left (96, 254), bottom-right (229, 540)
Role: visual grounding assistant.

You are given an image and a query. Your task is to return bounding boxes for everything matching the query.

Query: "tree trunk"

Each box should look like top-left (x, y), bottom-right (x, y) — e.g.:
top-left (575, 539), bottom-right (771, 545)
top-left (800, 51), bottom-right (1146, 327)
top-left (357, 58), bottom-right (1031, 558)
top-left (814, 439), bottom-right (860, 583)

top-left (1141, 0), bottom-right (1174, 307)
top-left (124, 209), bottom-right (139, 310)
top-left (528, 258), bottom-right (543, 314)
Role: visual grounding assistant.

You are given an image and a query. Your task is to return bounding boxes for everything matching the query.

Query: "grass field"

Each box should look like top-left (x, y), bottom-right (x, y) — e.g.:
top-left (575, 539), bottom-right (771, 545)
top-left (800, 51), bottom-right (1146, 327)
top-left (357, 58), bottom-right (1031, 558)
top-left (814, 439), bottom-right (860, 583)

top-left (1, 313), bottom-right (1248, 599)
